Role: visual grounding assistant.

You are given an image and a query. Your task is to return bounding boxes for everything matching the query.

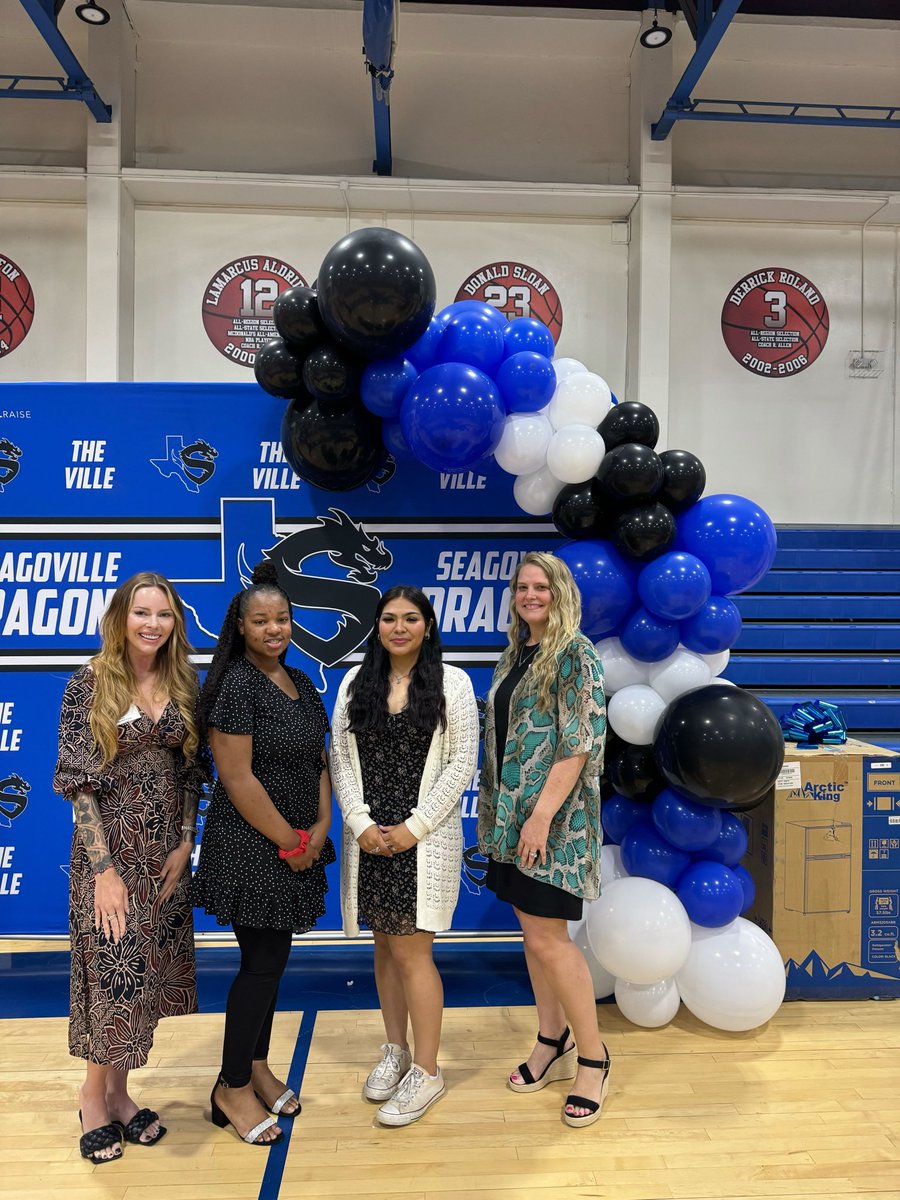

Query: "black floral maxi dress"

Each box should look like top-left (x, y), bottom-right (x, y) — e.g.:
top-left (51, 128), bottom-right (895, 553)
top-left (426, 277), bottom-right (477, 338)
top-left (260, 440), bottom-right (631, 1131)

top-left (53, 665), bottom-right (205, 1070)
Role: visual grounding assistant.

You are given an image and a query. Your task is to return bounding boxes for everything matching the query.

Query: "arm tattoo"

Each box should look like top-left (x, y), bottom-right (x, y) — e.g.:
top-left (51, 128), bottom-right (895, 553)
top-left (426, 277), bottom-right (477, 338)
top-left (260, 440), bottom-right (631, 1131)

top-left (73, 790), bottom-right (113, 875)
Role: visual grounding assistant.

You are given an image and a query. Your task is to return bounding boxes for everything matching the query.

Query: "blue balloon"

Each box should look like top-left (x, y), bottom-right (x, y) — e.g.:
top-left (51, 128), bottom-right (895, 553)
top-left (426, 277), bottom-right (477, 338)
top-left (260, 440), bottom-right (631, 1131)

top-left (638, 552), bottom-right (712, 622)
top-left (701, 812), bottom-right (749, 866)
top-left (651, 787), bottom-right (723, 852)
top-left (677, 494), bottom-right (777, 596)
top-left (360, 357), bottom-right (418, 418)
top-left (438, 300), bottom-right (507, 328)
top-left (556, 540), bottom-right (637, 641)
top-left (503, 316), bottom-right (555, 360)
top-left (496, 352), bottom-right (556, 413)
top-left (400, 362), bottom-right (505, 473)
top-left (676, 860), bottom-right (744, 927)
top-left (436, 313), bottom-right (505, 375)
top-left (621, 819), bottom-right (691, 888)
top-left (610, 391), bottom-right (619, 406)
top-left (601, 792), bottom-right (648, 845)
top-left (405, 317), bottom-right (443, 372)
top-left (679, 594), bottom-right (742, 654)
top-left (381, 418), bottom-right (415, 460)
top-left (732, 863), bottom-right (756, 913)
top-left (620, 606), bottom-right (679, 663)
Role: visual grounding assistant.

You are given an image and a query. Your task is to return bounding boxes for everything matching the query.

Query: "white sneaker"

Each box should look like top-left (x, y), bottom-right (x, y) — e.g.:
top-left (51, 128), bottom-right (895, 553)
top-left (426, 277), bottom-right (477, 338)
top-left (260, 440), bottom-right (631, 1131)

top-left (363, 1043), bottom-right (412, 1102)
top-left (376, 1064), bottom-right (445, 1126)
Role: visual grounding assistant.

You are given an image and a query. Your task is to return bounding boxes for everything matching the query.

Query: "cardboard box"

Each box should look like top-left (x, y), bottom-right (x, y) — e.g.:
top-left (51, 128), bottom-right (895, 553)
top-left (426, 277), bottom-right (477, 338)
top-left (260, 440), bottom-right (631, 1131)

top-left (744, 739), bottom-right (900, 999)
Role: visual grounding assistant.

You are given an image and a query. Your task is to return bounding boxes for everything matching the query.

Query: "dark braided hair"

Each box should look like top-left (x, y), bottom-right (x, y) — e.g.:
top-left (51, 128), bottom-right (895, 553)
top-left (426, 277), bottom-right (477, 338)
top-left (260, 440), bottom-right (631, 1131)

top-left (198, 560), bottom-right (291, 741)
top-left (346, 585), bottom-right (446, 735)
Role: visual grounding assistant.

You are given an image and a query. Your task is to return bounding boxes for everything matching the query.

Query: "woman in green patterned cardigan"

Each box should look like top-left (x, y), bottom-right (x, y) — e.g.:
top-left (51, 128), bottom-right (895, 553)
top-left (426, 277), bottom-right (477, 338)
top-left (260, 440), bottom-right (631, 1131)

top-left (478, 551), bottom-right (609, 1128)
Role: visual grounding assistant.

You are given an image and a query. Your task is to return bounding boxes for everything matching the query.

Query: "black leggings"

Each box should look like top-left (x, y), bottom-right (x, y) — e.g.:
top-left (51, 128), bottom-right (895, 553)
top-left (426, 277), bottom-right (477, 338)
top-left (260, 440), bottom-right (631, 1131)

top-left (220, 924), bottom-right (293, 1088)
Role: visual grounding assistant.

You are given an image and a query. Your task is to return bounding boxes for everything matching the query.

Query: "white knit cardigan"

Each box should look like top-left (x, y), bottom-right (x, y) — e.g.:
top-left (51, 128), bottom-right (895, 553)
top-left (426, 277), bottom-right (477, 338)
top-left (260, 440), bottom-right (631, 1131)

top-left (330, 664), bottom-right (479, 937)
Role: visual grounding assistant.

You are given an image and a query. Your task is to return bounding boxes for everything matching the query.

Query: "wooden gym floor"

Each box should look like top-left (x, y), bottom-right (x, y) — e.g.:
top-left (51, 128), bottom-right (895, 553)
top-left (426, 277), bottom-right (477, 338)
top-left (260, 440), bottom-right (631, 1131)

top-left (1, 939), bottom-right (899, 1200)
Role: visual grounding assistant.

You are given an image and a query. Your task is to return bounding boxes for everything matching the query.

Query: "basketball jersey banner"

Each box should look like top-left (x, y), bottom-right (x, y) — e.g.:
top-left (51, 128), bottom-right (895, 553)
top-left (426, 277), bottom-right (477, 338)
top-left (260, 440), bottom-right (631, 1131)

top-left (201, 256), bottom-right (308, 367)
top-left (456, 261), bottom-right (563, 342)
top-left (0, 253), bottom-right (35, 359)
top-left (721, 267), bottom-right (829, 378)
top-left (0, 383), bottom-right (559, 937)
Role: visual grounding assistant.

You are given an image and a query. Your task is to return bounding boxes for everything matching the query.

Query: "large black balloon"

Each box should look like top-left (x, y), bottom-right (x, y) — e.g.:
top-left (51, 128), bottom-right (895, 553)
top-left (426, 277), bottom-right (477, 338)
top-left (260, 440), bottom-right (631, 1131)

top-left (302, 341), bottom-right (361, 405)
top-left (273, 285), bottom-right (327, 351)
top-left (598, 401), bottom-right (659, 451)
top-left (653, 683), bottom-right (785, 809)
top-left (316, 227), bottom-right (436, 360)
top-left (552, 478), bottom-right (615, 540)
top-left (613, 502), bottom-right (677, 561)
top-left (596, 442), bottom-right (663, 506)
top-left (657, 449), bottom-right (706, 513)
top-left (608, 744), bottom-right (663, 801)
top-left (254, 338), bottom-right (306, 399)
top-left (281, 393), bottom-right (386, 491)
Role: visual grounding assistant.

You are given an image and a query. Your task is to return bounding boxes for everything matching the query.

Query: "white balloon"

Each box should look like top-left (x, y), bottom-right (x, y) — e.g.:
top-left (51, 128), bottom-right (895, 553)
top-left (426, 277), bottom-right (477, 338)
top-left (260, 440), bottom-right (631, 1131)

top-left (699, 649), bottom-right (730, 677)
top-left (493, 413), bottom-right (553, 476)
top-left (568, 913), bottom-right (616, 999)
top-left (676, 918), bottom-right (786, 1032)
top-left (607, 684), bottom-right (667, 745)
top-left (615, 977), bottom-right (681, 1028)
top-left (648, 647), bottom-right (712, 704)
top-left (586, 876), bottom-right (692, 985)
top-left (600, 842), bottom-right (628, 885)
top-left (513, 464), bottom-right (565, 516)
top-left (545, 425), bottom-right (605, 485)
top-left (595, 637), bottom-right (651, 695)
top-left (547, 373), bottom-right (613, 431)
top-left (552, 356), bottom-right (588, 382)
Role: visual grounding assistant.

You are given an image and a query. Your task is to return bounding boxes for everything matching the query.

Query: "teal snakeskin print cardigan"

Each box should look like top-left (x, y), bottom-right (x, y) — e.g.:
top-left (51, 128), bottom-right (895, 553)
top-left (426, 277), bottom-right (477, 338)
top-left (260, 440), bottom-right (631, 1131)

top-left (477, 632), bottom-right (606, 901)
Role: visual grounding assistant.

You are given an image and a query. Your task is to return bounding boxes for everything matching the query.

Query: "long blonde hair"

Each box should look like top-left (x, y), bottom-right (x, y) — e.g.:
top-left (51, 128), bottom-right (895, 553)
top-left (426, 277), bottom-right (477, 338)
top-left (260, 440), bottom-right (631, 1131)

top-left (89, 573), bottom-right (199, 765)
top-left (499, 551), bottom-right (583, 714)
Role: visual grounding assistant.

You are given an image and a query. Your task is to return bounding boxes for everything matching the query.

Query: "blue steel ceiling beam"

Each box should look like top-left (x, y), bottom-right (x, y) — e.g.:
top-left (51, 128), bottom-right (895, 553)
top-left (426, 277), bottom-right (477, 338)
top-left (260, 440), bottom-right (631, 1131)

top-left (665, 99), bottom-right (900, 128)
top-left (15, 0), bottom-right (111, 122)
top-left (363, 0), bottom-right (396, 176)
top-left (651, 0), bottom-right (743, 141)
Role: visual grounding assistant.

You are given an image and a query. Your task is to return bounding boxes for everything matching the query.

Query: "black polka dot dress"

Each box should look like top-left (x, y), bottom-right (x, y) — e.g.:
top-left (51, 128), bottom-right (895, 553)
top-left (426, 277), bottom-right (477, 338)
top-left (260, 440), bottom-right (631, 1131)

top-left (192, 656), bottom-right (335, 933)
top-left (356, 710), bottom-right (432, 935)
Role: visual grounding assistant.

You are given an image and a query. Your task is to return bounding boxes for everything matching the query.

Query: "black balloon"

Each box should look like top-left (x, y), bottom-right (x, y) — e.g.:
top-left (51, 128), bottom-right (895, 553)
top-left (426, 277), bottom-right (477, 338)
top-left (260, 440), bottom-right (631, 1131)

top-left (254, 338), bottom-right (306, 399)
top-left (608, 744), bottom-right (663, 801)
top-left (653, 683), bottom-right (785, 809)
top-left (657, 449), bottom-right (706, 513)
top-left (598, 401), bottom-right (659, 451)
top-left (596, 442), bottom-right (663, 506)
top-left (316, 227), bottom-right (436, 360)
top-left (302, 341), bottom-right (361, 405)
top-left (273, 285), bottom-right (327, 351)
top-left (613, 502), bottom-right (677, 561)
top-left (552, 478), bottom-right (615, 540)
top-left (281, 393), bottom-right (386, 491)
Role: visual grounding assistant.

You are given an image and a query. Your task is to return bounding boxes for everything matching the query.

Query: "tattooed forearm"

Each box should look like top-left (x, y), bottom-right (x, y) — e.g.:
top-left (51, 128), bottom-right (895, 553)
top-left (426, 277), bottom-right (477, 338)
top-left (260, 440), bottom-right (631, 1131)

top-left (74, 790), bottom-right (113, 875)
top-left (180, 788), bottom-right (200, 845)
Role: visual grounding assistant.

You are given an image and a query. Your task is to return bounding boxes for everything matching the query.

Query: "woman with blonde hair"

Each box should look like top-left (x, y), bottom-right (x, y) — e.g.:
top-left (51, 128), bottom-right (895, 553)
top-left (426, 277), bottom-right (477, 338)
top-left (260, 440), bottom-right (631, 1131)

top-left (54, 572), bottom-right (206, 1163)
top-left (478, 551), bottom-right (609, 1128)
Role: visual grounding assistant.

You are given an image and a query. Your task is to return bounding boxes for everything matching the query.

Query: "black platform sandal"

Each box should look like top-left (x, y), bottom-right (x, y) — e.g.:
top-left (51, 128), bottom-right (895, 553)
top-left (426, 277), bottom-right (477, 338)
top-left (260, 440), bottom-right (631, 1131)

top-left (78, 1110), bottom-right (123, 1164)
top-left (563, 1051), bottom-right (611, 1128)
top-left (508, 1025), bottom-right (576, 1093)
top-left (118, 1107), bottom-right (167, 1146)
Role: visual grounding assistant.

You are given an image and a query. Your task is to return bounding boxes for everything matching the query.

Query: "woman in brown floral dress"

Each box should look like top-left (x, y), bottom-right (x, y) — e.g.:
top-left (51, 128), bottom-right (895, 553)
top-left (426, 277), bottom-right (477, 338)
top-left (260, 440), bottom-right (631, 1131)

top-left (54, 572), bottom-right (205, 1164)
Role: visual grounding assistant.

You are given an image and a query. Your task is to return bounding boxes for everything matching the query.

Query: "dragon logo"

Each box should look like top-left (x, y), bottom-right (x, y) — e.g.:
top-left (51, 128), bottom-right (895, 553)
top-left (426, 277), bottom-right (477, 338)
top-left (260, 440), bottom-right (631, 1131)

top-left (150, 435), bottom-right (219, 493)
top-left (0, 437), bottom-right (23, 493)
top-left (0, 773), bottom-right (30, 827)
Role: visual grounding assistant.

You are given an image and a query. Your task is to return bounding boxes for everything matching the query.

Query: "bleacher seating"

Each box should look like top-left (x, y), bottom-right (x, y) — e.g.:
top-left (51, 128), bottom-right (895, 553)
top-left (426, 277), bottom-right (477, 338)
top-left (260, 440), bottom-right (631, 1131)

top-left (728, 528), bottom-right (900, 752)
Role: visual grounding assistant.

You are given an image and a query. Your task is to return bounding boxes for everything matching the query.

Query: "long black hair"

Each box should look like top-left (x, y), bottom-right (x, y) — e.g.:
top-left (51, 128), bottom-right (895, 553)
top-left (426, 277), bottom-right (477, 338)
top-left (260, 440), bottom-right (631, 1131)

top-left (198, 560), bottom-right (291, 740)
top-left (346, 585), bottom-right (446, 735)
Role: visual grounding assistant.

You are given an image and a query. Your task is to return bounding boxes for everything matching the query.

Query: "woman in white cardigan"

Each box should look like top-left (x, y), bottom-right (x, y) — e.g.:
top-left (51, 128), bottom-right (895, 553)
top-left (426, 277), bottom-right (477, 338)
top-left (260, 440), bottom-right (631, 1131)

top-left (330, 586), bottom-right (478, 1127)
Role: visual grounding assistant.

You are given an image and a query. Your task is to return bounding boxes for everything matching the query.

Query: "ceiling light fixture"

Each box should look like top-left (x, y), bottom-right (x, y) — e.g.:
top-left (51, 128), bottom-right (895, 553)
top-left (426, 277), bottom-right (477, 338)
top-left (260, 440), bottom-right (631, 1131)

top-left (75, 1), bottom-right (111, 25)
top-left (640, 8), bottom-right (672, 49)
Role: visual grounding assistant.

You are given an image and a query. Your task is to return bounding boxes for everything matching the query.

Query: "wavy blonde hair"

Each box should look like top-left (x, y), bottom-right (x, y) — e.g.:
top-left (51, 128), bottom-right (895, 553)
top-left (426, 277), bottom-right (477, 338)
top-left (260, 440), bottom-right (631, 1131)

top-left (499, 551), bottom-right (583, 713)
top-left (89, 573), bottom-right (199, 765)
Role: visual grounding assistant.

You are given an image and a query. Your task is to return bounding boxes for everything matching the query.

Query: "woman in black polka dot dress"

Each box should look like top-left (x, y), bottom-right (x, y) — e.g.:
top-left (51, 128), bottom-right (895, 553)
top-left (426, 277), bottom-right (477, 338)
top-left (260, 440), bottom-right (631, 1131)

top-left (192, 561), bottom-right (334, 1146)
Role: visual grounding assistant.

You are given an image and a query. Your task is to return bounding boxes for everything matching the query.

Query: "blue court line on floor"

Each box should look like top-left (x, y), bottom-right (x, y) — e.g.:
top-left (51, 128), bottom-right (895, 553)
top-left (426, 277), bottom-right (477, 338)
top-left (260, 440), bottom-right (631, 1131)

top-left (258, 1007), bottom-right (317, 1200)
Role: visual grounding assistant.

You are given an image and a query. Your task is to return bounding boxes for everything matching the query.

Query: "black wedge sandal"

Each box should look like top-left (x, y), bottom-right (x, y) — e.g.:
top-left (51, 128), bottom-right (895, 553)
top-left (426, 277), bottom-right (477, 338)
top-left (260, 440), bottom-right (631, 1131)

top-left (563, 1051), bottom-right (611, 1128)
top-left (508, 1025), bottom-right (576, 1093)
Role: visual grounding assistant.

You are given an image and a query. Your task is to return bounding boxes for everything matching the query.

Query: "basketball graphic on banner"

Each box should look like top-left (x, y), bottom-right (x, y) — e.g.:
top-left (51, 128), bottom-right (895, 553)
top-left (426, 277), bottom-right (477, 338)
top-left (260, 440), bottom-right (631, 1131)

top-left (202, 255), bottom-right (308, 367)
top-left (0, 254), bottom-right (35, 359)
top-left (721, 267), bottom-right (829, 378)
top-left (456, 261), bottom-right (563, 342)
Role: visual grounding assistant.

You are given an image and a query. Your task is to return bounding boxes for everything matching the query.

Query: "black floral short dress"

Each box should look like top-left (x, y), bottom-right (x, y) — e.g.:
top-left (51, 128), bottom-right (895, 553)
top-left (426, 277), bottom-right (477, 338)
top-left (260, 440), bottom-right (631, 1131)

top-left (192, 656), bottom-right (336, 934)
top-left (356, 710), bottom-right (432, 935)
